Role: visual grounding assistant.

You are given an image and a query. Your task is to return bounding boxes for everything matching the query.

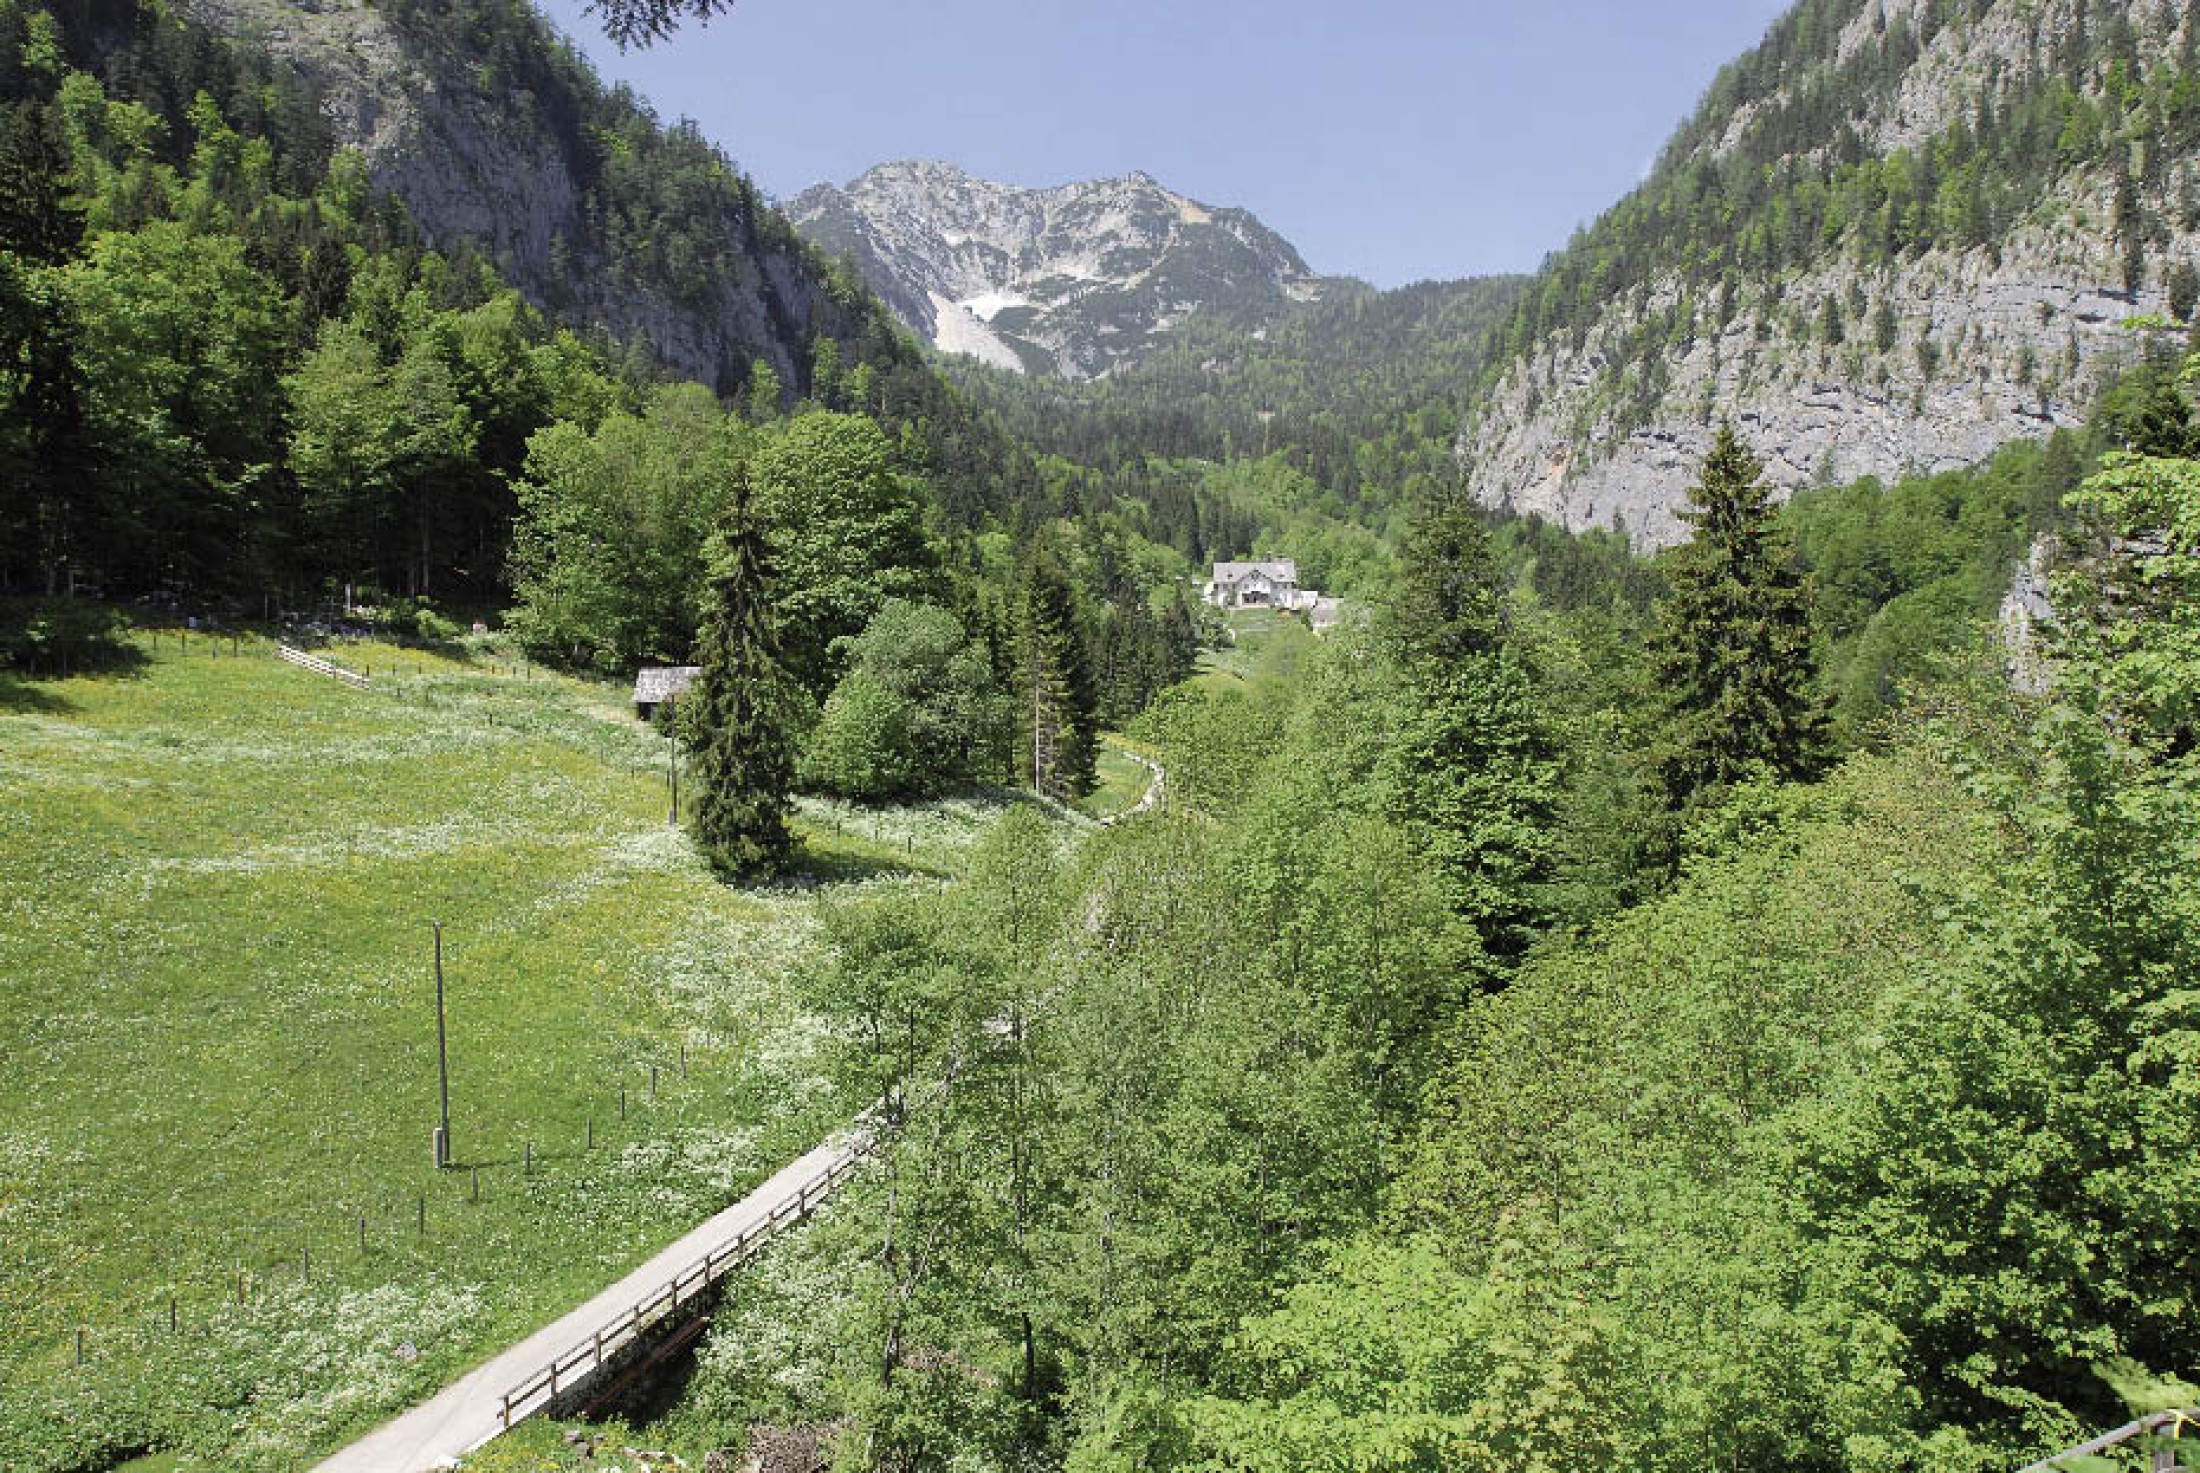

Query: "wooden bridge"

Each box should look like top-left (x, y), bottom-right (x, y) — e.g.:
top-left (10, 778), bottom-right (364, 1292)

top-left (2018, 1409), bottom-right (2194, 1473)
top-left (276, 643), bottom-right (371, 690)
top-left (313, 1126), bottom-right (874, 1471)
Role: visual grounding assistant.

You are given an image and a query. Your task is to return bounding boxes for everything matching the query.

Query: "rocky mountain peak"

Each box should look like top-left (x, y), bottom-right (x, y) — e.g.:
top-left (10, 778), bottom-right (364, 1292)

top-left (789, 161), bottom-right (1322, 378)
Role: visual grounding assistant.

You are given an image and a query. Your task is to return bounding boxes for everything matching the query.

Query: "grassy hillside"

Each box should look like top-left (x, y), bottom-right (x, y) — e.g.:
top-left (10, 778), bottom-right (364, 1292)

top-left (0, 629), bottom-right (1040, 1472)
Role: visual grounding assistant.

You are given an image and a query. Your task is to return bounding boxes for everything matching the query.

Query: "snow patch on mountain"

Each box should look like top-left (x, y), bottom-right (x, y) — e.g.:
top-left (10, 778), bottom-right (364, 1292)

top-left (928, 292), bottom-right (1026, 374)
top-left (789, 160), bottom-right (1323, 379)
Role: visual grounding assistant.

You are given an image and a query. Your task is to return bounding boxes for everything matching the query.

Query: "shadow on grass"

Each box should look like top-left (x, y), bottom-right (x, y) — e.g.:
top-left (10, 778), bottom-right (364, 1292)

top-left (787, 845), bottom-right (941, 886)
top-left (0, 671), bottom-right (78, 713)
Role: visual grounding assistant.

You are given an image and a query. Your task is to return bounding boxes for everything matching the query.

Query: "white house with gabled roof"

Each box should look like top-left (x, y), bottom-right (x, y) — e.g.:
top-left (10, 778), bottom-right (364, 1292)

top-left (1203, 558), bottom-right (1320, 613)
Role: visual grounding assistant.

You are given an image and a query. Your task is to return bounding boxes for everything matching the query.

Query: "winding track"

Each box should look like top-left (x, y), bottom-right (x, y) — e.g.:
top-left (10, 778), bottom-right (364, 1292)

top-left (1099, 747), bottom-right (1165, 825)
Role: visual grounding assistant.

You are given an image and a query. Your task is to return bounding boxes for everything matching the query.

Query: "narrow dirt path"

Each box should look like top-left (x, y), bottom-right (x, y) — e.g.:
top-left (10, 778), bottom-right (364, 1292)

top-left (1101, 749), bottom-right (1164, 825)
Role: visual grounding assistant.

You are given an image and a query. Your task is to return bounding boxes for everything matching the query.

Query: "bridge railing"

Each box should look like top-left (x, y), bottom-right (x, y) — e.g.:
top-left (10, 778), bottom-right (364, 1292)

top-left (2015, 1408), bottom-right (2195, 1473)
top-left (490, 1132), bottom-right (876, 1437)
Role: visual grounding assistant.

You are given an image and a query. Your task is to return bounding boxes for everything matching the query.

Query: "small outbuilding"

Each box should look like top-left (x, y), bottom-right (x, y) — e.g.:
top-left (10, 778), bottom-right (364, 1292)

top-left (633, 665), bottom-right (701, 721)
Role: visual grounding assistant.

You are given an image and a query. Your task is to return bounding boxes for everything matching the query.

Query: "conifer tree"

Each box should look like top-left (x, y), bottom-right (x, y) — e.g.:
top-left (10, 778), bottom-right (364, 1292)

top-left (1164, 582), bottom-right (1200, 682)
top-left (1644, 425), bottom-right (1826, 842)
top-left (1387, 481), bottom-right (1509, 667)
top-left (1014, 548), bottom-right (1096, 802)
top-left (1381, 484), bottom-right (1563, 965)
top-left (690, 470), bottom-right (800, 879)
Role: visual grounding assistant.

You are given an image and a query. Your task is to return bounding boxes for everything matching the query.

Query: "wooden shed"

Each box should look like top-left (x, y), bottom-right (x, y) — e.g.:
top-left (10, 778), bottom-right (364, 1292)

top-left (632, 665), bottom-right (701, 720)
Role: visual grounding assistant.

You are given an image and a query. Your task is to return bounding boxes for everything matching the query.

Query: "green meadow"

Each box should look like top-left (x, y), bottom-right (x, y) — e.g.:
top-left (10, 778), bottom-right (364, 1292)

top-left (1190, 606), bottom-right (1324, 695)
top-left (0, 632), bottom-right (1053, 1472)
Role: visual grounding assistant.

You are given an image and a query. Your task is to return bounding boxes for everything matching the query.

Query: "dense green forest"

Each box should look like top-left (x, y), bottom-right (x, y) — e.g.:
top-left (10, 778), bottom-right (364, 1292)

top-left (0, 0), bottom-right (1068, 607)
top-left (950, 275), bottom-right (1525, 520)
top-left (9, 0), bottom-right (2200, 1468)
top-left (603, 342), bottom-right (2200, 1473)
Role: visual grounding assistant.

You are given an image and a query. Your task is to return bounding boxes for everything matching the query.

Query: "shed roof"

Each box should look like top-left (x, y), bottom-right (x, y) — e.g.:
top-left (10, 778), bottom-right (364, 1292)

top-left (633, 666), bottom-right (702, 705)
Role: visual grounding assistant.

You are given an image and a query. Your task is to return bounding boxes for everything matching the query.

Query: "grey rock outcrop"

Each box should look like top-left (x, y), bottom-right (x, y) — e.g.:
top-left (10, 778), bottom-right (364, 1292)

top-left (1466, 204), bottom-right (2181, 546)
top-left (790, 160), bottom-right (1322, 378)
top-left (1463, 0), bottom-right (2197, 547)
top-left (1999, 533), bottom-right (2058, 695)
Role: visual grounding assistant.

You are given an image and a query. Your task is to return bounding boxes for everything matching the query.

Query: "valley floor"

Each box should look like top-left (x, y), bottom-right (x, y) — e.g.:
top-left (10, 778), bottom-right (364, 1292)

top-left (0, 630), bottom-right (1052, 1472)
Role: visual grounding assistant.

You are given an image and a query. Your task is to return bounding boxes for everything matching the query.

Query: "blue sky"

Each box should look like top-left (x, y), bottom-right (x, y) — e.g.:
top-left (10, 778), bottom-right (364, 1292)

top-left (534, 0), bottom-right (1793, 288)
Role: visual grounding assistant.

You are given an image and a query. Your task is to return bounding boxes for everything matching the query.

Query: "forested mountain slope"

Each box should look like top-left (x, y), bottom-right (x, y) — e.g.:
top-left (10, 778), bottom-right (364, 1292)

top-left (949, 273), bottom-right (1526, 513)
top-left (168, 0), bottom-right (994, 419)
top-left (1465, 0), bottom-right (2200, 546)
top-left (0, 0), bottom-right (1052, 605)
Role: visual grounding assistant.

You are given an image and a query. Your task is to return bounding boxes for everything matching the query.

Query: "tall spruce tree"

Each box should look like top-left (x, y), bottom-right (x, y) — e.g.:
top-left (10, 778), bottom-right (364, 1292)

top-left (1015, 548), bottom-right (1097, 802)
top-left (1386, 481), bottom-right (1509, 667)
top-left (1381, 484), bottom-right (1564, 966)
top-left (690, 470), bottom-right (800, 880)
top-left (1644, 425), bottom-right (1826, 845)
top-left (1164, 583), bottom-right (1200, 680)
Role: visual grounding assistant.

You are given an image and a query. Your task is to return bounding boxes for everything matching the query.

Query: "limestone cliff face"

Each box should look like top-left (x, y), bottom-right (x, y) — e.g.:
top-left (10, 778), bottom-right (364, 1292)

top-left (790, 161), bottom-right (1322, 379)
top-left (179, 0), bottom-right (819, 391)
top-left (1463, 0), bottom-right (2197, 546)
top-left (1468, 204), bottom-right (2182, 547)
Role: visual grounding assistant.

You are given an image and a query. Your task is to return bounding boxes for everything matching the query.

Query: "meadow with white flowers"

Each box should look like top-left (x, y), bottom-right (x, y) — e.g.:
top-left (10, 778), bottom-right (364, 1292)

top-left (0, 633), bottom-right (1058, 1472)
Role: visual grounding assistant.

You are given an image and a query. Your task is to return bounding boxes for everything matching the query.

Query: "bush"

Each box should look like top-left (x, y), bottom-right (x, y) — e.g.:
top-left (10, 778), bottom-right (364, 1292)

top-left (799, 667), bottom-right (915, 799)
top-left (797, 601), bottom-right (1010, 801)
top-left (366, 597), bottom-right (462, 642)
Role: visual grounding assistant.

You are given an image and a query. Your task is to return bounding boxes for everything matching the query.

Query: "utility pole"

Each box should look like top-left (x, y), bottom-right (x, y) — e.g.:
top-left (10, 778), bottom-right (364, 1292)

top-left (666, 693), bottom-right (679, 825)
top-left (432, 922), bottom-right (452, 1169)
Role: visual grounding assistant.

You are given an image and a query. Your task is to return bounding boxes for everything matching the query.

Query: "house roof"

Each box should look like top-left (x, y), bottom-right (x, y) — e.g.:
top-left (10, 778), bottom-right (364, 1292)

top-left (633, 666), bottom-right (702, 704)
top-left (1210, 559), bottom-right (1297, 584)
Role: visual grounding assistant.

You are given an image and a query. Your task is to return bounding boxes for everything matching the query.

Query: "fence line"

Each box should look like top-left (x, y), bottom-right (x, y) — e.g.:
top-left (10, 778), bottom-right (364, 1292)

top-left (65, 1051), bottom-right (716, 1374)
top-left (275, 643), bottom-right (370, 690)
